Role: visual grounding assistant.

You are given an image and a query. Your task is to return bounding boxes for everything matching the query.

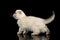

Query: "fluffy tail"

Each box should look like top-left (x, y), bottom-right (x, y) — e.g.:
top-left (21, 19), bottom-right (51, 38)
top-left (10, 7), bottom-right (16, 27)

top-left (44, 11), bottom-right (55, 24)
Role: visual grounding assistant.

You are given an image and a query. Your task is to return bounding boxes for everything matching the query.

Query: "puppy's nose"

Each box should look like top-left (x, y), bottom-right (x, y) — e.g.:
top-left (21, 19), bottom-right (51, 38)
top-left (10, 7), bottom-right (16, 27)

top-left (13, 14), bottom-right (15, 17)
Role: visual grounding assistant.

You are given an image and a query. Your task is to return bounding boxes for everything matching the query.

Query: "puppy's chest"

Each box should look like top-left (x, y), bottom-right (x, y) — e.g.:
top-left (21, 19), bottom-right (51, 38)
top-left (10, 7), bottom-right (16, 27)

top-left (17, 19), bottom-right (29, 27)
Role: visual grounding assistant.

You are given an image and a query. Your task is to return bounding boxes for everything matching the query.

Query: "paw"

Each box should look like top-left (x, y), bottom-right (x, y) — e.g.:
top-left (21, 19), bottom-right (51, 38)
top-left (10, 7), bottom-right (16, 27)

top-left (46, 31), bottom-right (50, 35)
top-left (17, 32), bottom-right (21, 35)
top-left (23, 33), bottom-right (26, 35)
top-left (23, 31), bottom-right (27, 35)
top-left (31, 33), bottom-right (39, 36)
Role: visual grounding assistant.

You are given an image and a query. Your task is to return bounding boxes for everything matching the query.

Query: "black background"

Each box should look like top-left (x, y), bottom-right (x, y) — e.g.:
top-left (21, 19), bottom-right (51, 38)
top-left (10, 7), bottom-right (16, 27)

top-left (0, 0), bottom-right (59, 40)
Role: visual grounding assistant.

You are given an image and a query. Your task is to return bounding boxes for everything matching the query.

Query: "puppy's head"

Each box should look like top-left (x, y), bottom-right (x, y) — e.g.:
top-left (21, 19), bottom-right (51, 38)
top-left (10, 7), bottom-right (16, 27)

top-left (13, 9), bottom-right (26, 20)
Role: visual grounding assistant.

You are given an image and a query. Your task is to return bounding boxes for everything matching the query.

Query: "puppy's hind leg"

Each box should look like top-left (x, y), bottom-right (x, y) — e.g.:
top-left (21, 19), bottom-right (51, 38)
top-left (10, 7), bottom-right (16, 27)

top-left (45, 27), bottom-right (50, 35)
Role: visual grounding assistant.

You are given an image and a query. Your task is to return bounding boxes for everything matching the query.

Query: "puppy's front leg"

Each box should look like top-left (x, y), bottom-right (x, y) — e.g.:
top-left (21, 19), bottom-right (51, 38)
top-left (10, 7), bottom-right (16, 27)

top-left (17, 28), bottom-right (23, 35)
top-left (23, 30), bottom-right (27, 35)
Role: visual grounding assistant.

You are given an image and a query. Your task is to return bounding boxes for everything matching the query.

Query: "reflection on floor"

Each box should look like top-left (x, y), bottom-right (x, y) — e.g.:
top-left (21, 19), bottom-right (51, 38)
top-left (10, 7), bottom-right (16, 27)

top-left (17, 34), bottom-right (50, 40)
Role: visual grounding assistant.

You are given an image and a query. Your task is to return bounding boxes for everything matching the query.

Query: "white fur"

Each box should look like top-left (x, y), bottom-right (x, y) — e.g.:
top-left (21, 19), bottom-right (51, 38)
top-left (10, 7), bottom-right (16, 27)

top-left (13, 9), bottom-right (55, 35)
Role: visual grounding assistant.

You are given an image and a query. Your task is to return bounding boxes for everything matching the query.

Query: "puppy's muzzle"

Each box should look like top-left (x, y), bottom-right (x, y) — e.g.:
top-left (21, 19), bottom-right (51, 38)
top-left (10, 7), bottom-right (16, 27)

top-left (13, 14), bottom-right (16, 19)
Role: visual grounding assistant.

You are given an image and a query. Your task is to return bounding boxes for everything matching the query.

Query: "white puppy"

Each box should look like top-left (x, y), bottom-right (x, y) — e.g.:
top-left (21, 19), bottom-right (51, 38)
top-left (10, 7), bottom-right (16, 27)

top-left (13, 9), bottom-right (55, 35)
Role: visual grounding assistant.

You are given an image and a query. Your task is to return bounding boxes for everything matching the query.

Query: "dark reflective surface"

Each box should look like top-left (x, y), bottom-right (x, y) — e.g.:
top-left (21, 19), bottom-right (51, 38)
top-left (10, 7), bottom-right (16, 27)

top-left (17, 34), bottom-right (50, 40)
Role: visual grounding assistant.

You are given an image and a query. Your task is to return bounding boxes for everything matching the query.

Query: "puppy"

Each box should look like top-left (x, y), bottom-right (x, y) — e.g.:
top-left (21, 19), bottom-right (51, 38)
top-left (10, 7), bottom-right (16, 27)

top-left (13, 9), bottom-right (55, 35)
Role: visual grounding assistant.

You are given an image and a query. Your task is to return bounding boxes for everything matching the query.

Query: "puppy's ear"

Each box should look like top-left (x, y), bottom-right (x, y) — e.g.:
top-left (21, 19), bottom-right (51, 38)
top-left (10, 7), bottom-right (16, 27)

top-left (15, 9), bottom-right (25, 16)
top-left (18, 11), bottom-right (21, 14)
top-left (15, 10), bottom-right (22, 14)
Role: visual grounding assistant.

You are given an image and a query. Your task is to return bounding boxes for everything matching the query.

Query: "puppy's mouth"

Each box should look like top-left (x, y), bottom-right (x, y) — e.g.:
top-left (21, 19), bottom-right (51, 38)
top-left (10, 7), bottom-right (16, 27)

top-left (13, 14), bottom-right (16, 18)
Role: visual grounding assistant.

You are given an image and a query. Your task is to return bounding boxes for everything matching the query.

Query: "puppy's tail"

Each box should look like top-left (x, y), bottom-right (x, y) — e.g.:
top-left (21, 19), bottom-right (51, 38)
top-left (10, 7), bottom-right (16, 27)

top-left (44, 11), bottom-right (55, 24)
